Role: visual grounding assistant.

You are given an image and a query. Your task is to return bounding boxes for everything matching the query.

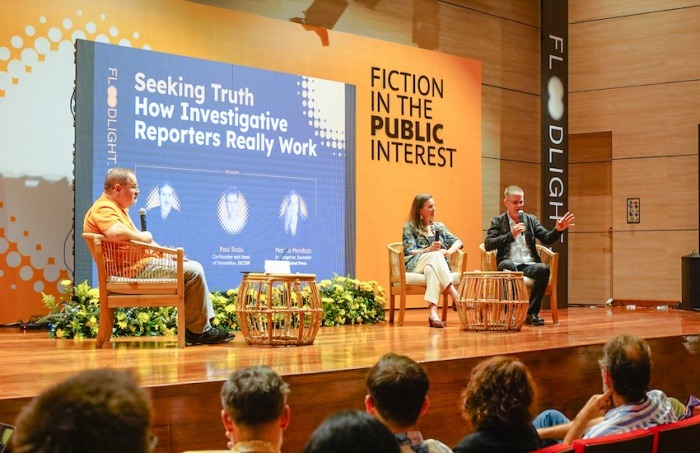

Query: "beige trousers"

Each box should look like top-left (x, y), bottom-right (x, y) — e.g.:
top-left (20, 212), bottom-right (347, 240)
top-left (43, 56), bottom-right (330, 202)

top-left (412, 251), bottom-right (453, 304)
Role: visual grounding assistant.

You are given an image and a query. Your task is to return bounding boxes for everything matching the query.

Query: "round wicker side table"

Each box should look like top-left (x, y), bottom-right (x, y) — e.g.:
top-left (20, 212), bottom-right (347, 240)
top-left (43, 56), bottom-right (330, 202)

top-left (236, 273), bottom-right (323, 346)
top-left (456, 271), bottom-right (529, 332)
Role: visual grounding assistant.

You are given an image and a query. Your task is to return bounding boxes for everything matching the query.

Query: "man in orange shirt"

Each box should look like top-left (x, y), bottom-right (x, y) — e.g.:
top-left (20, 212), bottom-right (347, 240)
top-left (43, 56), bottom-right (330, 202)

top-left (84, 167), bottom-right (234, 345)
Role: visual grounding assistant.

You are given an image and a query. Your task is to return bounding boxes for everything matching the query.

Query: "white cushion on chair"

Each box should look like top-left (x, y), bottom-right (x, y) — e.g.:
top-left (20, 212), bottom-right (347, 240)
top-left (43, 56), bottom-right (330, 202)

top-left (404, 272), bottom-right (462, 286)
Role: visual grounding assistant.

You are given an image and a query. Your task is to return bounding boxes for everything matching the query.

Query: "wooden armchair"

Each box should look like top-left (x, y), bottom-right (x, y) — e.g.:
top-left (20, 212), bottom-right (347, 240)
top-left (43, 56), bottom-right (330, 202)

top-left (479, 243), bottom-right (560, 324)
top-left (387, 242), bottom-right (467, 326)
top-left (82, 233), bottom-right (186, 348)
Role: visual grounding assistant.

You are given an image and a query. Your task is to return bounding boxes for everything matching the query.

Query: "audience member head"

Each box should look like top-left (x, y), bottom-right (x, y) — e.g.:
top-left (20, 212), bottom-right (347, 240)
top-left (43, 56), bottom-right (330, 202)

top-left (220, 365), bottom-right (290, 446)
top-left (303, 409), bottom-right (400, 453)
top-left (461, 356), bottom-right (536, 432)
top-left (598, 334), bottom-right (651, 403)
top-left (409, 193), bottom-right (433, 230)
top-left (365, 352), bottom-right (429, 431)
top-left (12, 368), bottom-right (152, 453)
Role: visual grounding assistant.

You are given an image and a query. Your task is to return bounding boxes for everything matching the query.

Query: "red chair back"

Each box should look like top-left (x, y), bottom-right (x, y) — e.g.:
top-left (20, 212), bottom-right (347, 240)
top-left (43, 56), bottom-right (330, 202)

top-left (531, 444), bottom-right (574, 453)
top-left (651, 415), bottom-right (700, 453)
top-left (571, 428), bottom-right (654, 453)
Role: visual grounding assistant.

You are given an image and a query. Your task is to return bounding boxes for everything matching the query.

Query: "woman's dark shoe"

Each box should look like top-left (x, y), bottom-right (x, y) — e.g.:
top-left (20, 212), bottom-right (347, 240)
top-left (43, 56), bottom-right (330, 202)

top-left (428, 317), bottom-right (445, 328)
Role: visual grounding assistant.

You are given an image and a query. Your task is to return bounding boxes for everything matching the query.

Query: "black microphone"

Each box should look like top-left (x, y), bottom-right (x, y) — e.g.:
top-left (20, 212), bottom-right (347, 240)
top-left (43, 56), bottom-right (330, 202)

top-left (139, 208), bottom-right (147, 231)
top-left (518, 210), bottom-right (525, 224)
top-left (434, 227), bottom-right (441, 244)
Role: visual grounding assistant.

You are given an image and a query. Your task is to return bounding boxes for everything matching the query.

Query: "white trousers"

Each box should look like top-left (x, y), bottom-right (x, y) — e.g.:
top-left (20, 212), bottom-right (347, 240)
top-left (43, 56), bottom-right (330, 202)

top-left (412, 251), bottom-right (453, 305)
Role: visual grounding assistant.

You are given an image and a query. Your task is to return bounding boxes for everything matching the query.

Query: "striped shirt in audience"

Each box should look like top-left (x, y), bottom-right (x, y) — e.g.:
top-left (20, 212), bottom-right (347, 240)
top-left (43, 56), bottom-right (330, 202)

top-left (583, 389), bottom-right (678, 439)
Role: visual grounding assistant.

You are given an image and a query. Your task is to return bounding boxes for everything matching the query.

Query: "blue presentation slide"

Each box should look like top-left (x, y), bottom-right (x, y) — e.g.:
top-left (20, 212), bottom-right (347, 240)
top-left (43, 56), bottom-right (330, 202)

top-left (77, 41), bottom-right (355, 290)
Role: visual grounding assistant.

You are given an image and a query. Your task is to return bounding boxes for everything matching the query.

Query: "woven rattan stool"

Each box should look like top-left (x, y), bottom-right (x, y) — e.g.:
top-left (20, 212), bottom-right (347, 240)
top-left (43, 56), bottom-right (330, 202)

top-left (236, 273), bottom-right (323, 345)
top-left (456, 271), bottom-right (529, 332)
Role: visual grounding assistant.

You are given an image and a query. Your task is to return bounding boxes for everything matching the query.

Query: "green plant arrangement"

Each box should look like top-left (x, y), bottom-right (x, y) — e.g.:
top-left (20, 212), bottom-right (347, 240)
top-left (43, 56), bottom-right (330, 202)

top-left (40, 275), bottom-right (385, 339)
top-left (42, 280), bottom-right (101, 340)
top-left (318, 275), bottom-right (386, 326)
top-left (41, 280), bottom-right (180, 340)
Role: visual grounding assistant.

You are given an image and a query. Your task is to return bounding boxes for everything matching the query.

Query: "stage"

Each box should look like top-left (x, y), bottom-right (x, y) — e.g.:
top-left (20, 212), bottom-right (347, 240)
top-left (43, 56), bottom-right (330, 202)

top-left (1, 305), bottom-right (700, 452)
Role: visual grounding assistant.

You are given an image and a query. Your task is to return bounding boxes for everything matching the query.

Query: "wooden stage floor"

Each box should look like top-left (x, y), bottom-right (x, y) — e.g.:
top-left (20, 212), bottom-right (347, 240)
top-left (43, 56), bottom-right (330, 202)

top-left (2, 305), bottom-right (700, 452)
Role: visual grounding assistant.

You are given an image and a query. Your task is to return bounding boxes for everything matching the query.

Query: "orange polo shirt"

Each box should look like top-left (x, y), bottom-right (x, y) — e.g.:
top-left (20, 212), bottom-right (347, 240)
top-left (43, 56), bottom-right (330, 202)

top-left (83, 193), bottom-right (138, 235)
top-left (83, 193), bottom-right (149, 277)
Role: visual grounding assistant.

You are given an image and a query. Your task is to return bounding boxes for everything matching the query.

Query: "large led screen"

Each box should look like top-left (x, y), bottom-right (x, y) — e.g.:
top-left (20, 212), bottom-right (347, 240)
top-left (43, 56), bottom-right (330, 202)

top-left (75, 40), bottom-right (356, 290)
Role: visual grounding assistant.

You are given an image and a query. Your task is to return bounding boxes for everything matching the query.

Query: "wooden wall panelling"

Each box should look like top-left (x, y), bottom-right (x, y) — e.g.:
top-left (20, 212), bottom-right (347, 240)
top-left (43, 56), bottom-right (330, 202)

top-left (481, 157), bottom-right (502, 231)
top-left (612, 230), bottom-right (695, 300)
top-left (612, 156), bottom-right (697, 231)
top-left (568, 232), bottom-right (612, 305)
top-left (569, 132), bottom-right (613, 164)
top-left (482, 85), bottom-right (540, 160)
top-left (327, 0), bottom-right (420, 44)
top-left (481, 85), bottom-right (540, 230)
top-left (446, 0), bottom-right (540, 26)
top-left (568, 131), bottom-right (612, 305)
top-left (611, 154), bottom-right (697, 300)
top-left (568, 2), bottom-right (700, 303)
top-left (482, 84), bottom-right (541, 214)
top-left (570, 0), bottom-right (700, 23)
top-left (569, 7), bottom-right (700, 92)
top-left (567, 133), bottom-right (612, 235)
top-left (569, 160), bottom-right (612, 233)
top-left (665, 154), bottom-right (700, 229)
top-left (439, 3), bottom-right (540, 94)
top-left (569, 82), bottom-right (700, 160)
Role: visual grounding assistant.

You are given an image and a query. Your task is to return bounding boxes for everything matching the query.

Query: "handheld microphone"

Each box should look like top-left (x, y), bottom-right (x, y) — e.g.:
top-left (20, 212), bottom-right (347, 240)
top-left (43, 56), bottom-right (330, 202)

top-left (139, 208), bottom-right (147, 231)
top-left (434, 227), bottom-right (441, 243)
top-left (518, 210), bottom-right (525, 224)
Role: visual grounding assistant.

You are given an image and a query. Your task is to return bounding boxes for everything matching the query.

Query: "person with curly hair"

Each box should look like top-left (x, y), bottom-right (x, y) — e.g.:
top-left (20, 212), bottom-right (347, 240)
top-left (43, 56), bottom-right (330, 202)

top-left (453, 356), bottom-right (541, 453)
